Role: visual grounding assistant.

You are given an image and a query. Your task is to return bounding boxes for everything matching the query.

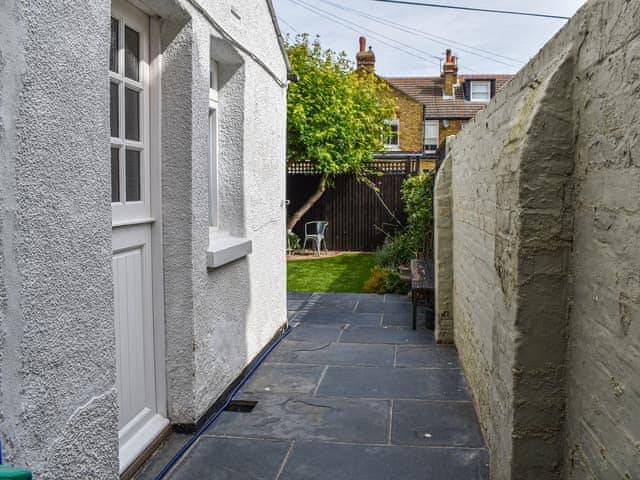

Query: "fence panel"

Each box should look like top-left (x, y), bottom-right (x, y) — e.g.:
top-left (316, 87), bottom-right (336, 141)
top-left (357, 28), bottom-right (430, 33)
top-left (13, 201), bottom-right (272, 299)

top-left (287, 161), bottom-right (412, 252)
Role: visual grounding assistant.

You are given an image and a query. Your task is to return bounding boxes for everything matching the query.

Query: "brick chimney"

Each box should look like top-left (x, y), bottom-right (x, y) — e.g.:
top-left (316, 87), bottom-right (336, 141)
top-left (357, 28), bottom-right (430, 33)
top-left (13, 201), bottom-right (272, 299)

top-left (441, 49), bottom-right (458, 97)
top-left (356, 36), bottom-right (375, 72)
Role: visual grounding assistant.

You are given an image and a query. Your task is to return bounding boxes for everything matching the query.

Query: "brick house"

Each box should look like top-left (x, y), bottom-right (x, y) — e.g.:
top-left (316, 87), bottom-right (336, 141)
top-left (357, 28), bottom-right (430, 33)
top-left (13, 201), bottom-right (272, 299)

top-left (356, 38), bottom-right (512, 171)
top-left (387, 50), bottom-right (512, 168)
top-left (356, 38), bottom-right (425, 171)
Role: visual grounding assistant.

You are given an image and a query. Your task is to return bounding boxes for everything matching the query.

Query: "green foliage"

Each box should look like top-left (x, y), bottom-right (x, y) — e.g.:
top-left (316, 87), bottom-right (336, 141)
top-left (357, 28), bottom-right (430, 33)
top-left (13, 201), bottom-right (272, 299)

top-left (375, 171), bottom-right (435, 266)
top-left (286, 35), bottom-right (396, 178)
top-left (287, 253), bottom-right (376, 293)
top-left (362, 265), bottom-right (408, 294)
top-left (401, 172), bottom-right (435, 258)
top-left (287, 230), bottom-right (301, 251)
top-left (375, 232), bottom-right (414, 269)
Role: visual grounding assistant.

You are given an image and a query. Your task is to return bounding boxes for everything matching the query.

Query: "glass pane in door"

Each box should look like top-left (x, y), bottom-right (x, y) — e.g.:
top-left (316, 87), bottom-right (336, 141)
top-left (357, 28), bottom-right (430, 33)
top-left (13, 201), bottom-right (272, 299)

top-left (125, 149), bottom-right (140, 202)
top-left (124, 26), bottom-right (140, 81)
top-left (111, 148), bottom-right (120, 203)
top-left (125, 88), bottom-right (140, 141)
top-left (110, 18), bottom-right (119, 73)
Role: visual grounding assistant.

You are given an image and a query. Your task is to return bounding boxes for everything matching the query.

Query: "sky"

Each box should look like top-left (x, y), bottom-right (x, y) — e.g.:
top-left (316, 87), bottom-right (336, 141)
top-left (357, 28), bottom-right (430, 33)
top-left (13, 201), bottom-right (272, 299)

top-left (271, 0), bottom-right (588, 77)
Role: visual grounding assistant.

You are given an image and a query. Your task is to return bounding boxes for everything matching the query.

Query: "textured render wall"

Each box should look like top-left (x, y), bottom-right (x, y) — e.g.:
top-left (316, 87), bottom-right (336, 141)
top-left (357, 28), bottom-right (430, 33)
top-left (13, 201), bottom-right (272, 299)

top-left (563, 1), bottom-right (640, 477)
top-left (436, 0), bottom-right (640, 478)
top-left (161, 0), bottom-right (288, 423)
top-left (0, 1), bottom-right (118, 478)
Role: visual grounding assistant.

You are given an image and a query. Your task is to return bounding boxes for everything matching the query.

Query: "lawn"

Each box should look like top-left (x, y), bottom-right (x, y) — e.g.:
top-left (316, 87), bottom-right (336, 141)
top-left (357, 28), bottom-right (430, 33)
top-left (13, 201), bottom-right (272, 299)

top-left (287, 253), bottom-right (376, 293)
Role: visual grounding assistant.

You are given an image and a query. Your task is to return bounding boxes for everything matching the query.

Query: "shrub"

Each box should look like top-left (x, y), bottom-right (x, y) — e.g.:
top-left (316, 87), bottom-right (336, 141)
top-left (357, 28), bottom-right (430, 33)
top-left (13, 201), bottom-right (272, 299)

top-left (401, 172), bottom-right (434, 259)
top-left (362, 265), bottom-right (409, 294)
top-left (287, 230), bottom-right (301, 251)
top-left (375, 232), bottom-right (413, 269)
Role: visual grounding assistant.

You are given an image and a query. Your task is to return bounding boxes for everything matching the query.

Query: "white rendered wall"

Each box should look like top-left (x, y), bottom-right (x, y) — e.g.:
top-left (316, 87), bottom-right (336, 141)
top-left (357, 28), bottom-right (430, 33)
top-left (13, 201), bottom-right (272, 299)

top-left (0, 1), bottom-right (119, 478)
top-left (157, 0), bottom-right (289, 423)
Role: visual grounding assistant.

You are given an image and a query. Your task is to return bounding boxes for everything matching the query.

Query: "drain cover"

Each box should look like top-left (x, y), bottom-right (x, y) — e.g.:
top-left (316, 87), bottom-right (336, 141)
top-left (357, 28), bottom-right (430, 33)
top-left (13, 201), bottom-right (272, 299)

top-left (224, 400), bottom-right (258, 412)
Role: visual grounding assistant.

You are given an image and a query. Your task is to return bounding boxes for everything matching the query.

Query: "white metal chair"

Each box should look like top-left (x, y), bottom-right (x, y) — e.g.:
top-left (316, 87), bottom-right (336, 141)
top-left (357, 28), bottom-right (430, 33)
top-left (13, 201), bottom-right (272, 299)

top-left (302, 221), bottom-right (329, 256)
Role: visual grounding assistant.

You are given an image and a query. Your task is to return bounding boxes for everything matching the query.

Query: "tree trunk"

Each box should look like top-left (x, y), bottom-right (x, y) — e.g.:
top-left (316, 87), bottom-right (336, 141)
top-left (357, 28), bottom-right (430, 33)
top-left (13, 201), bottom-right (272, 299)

top-left (287, 173), bottom-right (328, 231)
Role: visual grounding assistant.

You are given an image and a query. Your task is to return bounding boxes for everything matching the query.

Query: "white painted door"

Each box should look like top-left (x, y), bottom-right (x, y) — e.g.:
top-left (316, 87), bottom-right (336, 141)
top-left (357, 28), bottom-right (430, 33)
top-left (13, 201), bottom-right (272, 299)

top-left (110, 1), bottom-right (168, 473)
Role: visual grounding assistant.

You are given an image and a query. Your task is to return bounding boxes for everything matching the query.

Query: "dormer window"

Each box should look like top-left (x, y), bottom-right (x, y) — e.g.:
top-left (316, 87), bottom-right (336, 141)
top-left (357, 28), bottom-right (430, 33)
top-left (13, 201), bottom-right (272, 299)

top-left (384, 119), bottom-right (400, 150)
top-left (470, 80), bottom-right (491, 102)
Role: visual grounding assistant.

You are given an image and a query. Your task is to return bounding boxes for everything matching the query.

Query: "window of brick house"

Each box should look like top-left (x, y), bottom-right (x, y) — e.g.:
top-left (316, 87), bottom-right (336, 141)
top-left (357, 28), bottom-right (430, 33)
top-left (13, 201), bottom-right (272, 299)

top-left (424, 120), bottom-right (439, 153)
top-left (384, 118), bottom-right (400, 150)
top-left (470, 80), bottom-right (491, 102)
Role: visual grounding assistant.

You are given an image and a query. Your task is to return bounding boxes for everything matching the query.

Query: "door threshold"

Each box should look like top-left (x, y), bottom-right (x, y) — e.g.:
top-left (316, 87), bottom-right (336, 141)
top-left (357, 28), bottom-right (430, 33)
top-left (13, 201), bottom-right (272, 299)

top-left (120, 414), bottom-right (170, 478)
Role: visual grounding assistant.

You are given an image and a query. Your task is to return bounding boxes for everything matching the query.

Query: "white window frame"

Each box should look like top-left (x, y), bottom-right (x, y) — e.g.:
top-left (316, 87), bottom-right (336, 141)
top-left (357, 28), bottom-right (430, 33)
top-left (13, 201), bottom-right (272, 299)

top-left (384, 118), bottom-right (400, 150)
top-left (470, 80), bottom-right (491, 102)
top-left (208, 58), bottom-right (219, 228)
top-left (110, 3), bottom-right (150, 225)
top-left (424, 119), bottom-right (439, 153)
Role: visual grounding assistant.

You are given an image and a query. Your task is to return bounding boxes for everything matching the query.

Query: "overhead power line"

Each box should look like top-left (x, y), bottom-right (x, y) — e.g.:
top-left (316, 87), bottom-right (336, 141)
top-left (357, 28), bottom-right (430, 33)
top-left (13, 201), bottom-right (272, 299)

top-left (317, 0), bottom-right (523, 67)
top-left (287, 0), bottom-right (445, 68)
top-left (367, 0), bottom-right (571, 20)
top-left (278, 16), bottom-right (300, 34)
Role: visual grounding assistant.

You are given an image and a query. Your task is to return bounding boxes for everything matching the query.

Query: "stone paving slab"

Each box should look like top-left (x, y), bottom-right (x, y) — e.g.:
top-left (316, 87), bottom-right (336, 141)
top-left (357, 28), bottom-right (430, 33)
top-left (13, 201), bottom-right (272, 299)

top-left (308, 292), bottom-right (384, 303)
top-left (169, 437), bottom-right (289, 480)
top-left (381, 312), bottom-right (414, 327)
top-left (266, 340), bottom-right (395, 367)
top-left (285, 324), bottom-right (343, 343)
top-left (279, 441), bottom-right (489, 480)
top-left (339, 325), bottom-right (434, 344)
top-left (287, 292), bottom-right (313, 302)
top-left (356, 301), bottom-right (413, 314)
top-left (206, 394), bottom-right (390, 444)
top-left (316, 366), bottom-right (470, 400)
top-left (294, 311), bottom-right (381, 326)
top-left (391, 400), bottom-right (485, 448)
top-left (302, 302), bottom-right (357, 314)
top-left (138, 293), bottom-right (489, 479)
top-left (240, 364), bottom-right (325, 395)
top-left (396, 345), bottom-right (460, 369)
top-left (384, 294), bottom-right (412, 303)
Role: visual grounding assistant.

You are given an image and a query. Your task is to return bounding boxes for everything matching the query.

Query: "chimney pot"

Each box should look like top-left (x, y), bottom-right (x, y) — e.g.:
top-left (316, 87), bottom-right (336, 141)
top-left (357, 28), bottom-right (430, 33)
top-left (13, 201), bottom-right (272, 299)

top-left (359, 36), bottom-right (366, 53)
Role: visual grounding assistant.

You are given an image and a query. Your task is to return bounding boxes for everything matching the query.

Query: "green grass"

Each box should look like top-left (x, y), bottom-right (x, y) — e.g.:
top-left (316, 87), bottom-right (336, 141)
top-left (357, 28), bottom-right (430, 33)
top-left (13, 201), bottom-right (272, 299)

top-left (287, 253), bottom-right (376, 293)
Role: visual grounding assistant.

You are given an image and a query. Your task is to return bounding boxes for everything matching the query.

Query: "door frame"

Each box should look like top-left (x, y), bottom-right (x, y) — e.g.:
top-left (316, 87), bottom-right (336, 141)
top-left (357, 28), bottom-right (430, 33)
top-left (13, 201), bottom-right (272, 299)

top-left (110, 0), bottom-right (167, 472)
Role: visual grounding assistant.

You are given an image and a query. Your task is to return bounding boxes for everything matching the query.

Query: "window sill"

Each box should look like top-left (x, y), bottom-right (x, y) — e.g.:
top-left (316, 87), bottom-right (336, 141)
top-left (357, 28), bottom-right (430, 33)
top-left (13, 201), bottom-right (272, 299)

top-left (207, 230), bottom-right (252, 269)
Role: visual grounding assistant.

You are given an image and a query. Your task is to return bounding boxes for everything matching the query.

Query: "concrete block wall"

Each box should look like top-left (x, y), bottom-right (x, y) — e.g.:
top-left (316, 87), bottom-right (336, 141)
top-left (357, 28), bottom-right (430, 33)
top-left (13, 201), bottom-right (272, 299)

top-left (434, 153), bottom-right (453, 344)
top-left (434, 0), bottom-right (640, 477)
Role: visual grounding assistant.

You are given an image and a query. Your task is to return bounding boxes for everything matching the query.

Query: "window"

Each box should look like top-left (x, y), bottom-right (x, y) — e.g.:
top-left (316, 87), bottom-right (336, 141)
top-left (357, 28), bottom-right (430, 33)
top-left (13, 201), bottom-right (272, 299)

top-left (470, 80), bottom-right (491, 102)
top-left (384, 119), bottom-right (400, 150)
top-left (110, 10), bottom-right (148, 223)
top-left (424, 120), bottom-right (439, 153)
top-left (209, 58), bottom-right (219, 227)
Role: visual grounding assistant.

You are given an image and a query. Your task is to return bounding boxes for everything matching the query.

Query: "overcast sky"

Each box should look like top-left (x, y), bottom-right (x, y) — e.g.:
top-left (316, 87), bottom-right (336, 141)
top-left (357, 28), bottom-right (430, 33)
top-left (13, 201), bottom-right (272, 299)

top-left (272, 0), bottom-right (587, 77)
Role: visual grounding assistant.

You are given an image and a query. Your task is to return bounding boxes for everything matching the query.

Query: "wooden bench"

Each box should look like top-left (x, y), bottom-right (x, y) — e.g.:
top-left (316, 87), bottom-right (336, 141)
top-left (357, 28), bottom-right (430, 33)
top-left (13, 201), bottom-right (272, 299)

top-left (411, 259), bottom-right (435, 330)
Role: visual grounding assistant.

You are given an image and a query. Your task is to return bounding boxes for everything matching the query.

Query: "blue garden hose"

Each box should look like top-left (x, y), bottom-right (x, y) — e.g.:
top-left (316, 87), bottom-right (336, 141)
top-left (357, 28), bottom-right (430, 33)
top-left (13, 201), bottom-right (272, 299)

top-left (154, 326), bottom-right (291, 479)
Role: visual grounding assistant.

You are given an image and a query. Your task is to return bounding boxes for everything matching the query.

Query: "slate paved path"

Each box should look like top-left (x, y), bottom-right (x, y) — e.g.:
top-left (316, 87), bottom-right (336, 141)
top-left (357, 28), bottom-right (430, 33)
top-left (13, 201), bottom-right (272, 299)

top-left (137, 293), bottom-right (488, 480)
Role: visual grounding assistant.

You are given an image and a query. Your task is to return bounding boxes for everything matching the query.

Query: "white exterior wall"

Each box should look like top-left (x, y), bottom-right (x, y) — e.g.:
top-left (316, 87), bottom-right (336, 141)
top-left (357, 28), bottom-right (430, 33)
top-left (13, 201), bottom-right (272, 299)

top-left (0, 1), bottom-right (119, 478)
top-left (159, 0), bottom-right (288, 424)
top-left (0, 0), bottom-right (288, 476)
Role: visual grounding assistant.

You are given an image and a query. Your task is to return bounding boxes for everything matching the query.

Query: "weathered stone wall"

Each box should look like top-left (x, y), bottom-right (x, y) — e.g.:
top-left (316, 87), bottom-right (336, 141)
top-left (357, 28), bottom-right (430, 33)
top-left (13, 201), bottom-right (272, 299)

top-left (434, 0), bottom-right (640, 478)
top-left (434, 152), bottom-right (453, 344)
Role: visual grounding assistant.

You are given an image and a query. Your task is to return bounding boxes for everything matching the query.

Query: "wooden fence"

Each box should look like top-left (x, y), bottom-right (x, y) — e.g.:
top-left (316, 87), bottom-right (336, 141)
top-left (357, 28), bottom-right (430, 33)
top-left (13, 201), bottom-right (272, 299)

top-left (287, 160), bottom-right (416, 252)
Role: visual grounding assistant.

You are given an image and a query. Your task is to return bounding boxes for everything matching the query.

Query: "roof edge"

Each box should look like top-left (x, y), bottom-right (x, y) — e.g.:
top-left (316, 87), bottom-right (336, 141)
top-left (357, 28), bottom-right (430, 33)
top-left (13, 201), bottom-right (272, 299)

top-left (266, 0), bottom-right (292, 73)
